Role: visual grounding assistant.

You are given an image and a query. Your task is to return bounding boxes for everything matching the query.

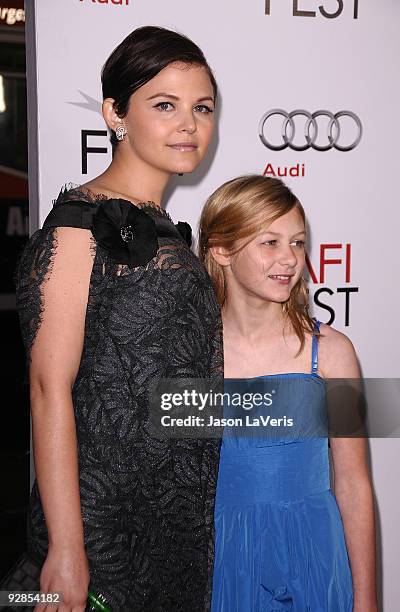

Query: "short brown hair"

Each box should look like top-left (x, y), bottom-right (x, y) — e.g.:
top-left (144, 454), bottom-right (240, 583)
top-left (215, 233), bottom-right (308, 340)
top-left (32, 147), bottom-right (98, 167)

top-left (102, 26), bottom-right (218, 148)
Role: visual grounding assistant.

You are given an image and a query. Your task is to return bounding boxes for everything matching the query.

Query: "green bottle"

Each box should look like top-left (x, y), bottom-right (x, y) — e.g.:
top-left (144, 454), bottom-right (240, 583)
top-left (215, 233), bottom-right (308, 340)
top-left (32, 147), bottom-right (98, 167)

top-left (87, 590), bottom-right (111, 612)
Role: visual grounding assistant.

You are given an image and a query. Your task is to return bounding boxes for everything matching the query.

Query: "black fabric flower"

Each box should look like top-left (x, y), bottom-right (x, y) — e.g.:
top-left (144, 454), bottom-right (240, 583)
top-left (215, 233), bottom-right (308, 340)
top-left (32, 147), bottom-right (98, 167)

top-left (92, 199), bottom-right (158, 268)
top-left (175, 221), bottom-right (192, 248)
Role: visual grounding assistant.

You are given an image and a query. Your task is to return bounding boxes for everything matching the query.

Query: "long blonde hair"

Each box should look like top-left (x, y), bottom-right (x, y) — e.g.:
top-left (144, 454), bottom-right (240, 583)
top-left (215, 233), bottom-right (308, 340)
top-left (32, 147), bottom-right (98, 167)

top-left (199, 175), bottom-right (317, 353)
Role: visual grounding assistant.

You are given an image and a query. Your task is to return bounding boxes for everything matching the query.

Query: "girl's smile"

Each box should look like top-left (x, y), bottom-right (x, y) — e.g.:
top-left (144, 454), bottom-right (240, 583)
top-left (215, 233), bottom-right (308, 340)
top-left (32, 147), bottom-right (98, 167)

top-left (267, 274), bottom-right (295, 285)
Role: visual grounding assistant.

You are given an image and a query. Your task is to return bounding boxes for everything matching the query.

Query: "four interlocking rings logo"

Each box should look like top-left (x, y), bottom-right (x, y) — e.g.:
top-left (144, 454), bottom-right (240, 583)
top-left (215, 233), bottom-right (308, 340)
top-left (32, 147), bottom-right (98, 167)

top-left (259, 109), bottom-right (362, 152)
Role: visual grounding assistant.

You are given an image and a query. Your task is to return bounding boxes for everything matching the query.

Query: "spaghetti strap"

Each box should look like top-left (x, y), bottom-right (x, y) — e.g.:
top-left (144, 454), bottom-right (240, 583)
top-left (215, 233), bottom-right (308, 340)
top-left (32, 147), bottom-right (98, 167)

top-left (311, 319), bottom-right (321, 374)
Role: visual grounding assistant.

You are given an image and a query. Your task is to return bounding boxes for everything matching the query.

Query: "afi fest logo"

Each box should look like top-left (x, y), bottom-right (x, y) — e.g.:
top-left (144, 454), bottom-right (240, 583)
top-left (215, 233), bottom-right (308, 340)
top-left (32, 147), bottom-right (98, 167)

top-left (68, 92), bottom-right (109, 173)
top-left (306, 244), bottom-right (358, 327)
top-left (79, 0), bottom-right (129, 4)
top-left (265, 0), bottom-right (359, 19)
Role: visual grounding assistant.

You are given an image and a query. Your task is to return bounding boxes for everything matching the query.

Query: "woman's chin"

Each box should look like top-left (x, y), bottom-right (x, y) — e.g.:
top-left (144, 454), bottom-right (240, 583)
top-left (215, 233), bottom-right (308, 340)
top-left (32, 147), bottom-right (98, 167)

top-left (170, 162), bottom-right (199, 175)
top-left (164, 154), bottom-right (203, 175)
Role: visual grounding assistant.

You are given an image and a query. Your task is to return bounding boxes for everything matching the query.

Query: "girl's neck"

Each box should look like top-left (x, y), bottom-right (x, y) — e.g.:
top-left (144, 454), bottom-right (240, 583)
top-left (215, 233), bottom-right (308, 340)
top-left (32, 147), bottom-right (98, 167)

top-left (222, 295), bottom-right (286, 342)
top-left (88, 147), bottom-right (171, 206)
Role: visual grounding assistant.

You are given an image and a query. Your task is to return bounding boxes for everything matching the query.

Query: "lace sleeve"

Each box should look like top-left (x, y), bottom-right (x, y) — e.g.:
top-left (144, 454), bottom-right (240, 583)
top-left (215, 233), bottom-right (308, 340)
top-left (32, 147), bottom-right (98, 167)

top-left (15, 226), bottom-right (96, 363)
top-left (15, 227), bottom-right (59, 360)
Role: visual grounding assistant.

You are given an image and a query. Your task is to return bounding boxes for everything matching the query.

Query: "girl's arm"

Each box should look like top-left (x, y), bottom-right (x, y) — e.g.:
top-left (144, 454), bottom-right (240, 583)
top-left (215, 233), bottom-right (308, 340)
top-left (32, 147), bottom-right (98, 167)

top-left (29, 227), bottom-right (93, 612)
top-left (320, 327), bottom-right (378, 612)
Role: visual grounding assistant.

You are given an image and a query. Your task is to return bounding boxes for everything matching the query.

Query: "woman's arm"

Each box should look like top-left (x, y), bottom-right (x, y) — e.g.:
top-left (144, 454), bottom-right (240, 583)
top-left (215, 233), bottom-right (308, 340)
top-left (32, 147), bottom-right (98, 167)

top-left (320, 326), bottom-right (378, 612)
top-left (29, 227), bottom-right (94, 611)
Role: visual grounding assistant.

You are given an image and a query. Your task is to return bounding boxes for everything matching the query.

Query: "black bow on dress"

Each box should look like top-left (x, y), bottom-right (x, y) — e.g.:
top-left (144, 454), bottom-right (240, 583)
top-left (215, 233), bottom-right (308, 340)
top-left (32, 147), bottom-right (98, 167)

top-left (43, 197), bottom-right (192, 269)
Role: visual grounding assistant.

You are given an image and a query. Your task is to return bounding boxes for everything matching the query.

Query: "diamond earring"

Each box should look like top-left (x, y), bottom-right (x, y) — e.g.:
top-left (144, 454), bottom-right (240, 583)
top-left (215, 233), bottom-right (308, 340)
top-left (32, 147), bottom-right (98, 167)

top-left (116, 124), bottom-right (126, 141)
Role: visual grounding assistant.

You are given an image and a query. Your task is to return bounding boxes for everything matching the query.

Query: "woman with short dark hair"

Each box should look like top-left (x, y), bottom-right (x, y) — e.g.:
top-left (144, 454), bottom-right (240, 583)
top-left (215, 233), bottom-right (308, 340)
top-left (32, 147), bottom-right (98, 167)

top-left (16, 26), bottom-right (222, 611)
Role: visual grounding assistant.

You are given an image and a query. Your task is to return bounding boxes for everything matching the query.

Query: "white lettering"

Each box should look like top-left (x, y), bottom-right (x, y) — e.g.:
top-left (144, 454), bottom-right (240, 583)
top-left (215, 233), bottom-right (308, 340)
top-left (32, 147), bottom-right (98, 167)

top-left (0, 7), bottom-right (25, 25)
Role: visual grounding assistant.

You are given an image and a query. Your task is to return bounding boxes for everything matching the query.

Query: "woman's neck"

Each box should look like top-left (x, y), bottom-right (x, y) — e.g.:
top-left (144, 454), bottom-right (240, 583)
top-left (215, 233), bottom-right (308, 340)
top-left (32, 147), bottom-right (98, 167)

top-left (86, 147), bottom-right (171, 206)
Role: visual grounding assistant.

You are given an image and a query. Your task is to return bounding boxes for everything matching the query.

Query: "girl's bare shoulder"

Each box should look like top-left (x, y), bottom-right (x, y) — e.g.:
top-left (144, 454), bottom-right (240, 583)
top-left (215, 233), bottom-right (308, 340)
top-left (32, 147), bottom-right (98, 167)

top-left (317, 323), bottom-right (359, 377)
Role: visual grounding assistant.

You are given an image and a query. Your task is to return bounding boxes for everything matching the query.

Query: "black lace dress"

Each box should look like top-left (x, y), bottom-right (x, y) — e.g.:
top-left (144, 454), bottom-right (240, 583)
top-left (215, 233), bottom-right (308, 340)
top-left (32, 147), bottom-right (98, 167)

top-left (15, 186), bottom-right (223, 612)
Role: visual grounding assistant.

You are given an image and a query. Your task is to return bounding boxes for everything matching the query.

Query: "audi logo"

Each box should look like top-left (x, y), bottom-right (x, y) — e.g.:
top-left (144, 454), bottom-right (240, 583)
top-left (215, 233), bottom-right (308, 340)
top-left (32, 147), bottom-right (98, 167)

top-left (259, 109), bottom-right (362, 152)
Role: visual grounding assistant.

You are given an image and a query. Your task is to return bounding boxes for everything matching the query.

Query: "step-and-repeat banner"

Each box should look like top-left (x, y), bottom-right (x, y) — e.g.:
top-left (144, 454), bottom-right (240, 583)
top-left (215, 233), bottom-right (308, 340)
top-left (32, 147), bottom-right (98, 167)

top-left (27, 1), bottom-right (399, 608)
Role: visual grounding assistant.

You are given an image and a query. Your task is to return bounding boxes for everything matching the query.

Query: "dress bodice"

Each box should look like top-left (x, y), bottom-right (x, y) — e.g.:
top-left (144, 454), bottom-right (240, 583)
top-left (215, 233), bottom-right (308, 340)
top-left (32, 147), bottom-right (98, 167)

top-left (221, 372), bottom-right (328, 451)
top-left (218, 322), bottom-right (331, 504)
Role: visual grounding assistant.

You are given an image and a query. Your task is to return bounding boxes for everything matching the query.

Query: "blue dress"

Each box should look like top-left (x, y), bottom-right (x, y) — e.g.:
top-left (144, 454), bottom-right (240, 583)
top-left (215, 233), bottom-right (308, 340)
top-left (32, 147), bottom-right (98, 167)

top-left (211, 322), bottom-right (353, 611)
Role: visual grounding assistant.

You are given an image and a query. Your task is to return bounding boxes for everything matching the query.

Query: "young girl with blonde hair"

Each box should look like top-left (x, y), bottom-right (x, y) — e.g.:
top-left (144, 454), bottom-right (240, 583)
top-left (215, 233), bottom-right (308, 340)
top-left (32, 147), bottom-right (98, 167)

top-left (200, 175), bottom-right (378, 612)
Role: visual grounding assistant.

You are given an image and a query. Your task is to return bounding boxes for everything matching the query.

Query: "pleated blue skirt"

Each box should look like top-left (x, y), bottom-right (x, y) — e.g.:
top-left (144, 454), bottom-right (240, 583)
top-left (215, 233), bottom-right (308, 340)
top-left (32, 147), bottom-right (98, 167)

top-left (211, 375), bottom-right (354, 612)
